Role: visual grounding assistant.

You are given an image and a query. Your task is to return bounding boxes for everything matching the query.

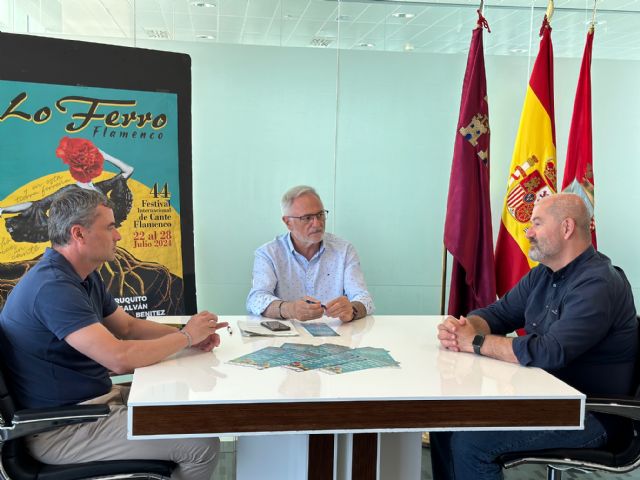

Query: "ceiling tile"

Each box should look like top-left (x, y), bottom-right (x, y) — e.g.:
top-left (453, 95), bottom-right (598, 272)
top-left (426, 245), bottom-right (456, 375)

top-left (6, 0), bottom-right (640, 60)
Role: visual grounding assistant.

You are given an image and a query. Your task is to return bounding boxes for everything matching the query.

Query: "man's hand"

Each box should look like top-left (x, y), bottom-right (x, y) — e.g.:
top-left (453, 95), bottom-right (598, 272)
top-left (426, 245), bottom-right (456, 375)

top-left (182, 311), bottom-right (228, 348)
top-left (288, 296), bottom-right (324, 321)
top-left (67, 310), bottom-right (228, 374)
top-left (325, 296), bottom-right (354, 322)
top-left (437, 315), bottom-right (476, 353)
top-left (192, 334), bottom-right (222, 352)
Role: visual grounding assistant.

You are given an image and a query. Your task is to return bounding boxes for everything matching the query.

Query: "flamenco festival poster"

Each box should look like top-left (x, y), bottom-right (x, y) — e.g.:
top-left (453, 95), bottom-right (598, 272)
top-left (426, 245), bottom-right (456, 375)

top-left (0, 79), bottom-right (186, 316)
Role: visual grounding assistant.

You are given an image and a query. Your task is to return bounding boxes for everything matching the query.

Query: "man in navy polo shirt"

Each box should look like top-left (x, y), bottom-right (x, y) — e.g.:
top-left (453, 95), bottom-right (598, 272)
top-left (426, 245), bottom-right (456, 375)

top-left (0, 188), bottom-right (226, 480)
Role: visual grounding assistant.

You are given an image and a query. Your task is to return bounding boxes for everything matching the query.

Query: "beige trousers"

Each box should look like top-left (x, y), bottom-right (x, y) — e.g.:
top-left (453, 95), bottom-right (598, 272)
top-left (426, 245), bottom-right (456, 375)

top-left (26, 385), bottom-right (219, 480)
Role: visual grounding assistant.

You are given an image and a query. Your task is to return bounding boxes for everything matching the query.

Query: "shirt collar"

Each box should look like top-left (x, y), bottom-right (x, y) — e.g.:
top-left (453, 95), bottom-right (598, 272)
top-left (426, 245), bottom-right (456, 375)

top-left (545, 245), bottom-right (595, 281)
top-left (43, 247), bottom-right (84, 282)
top-left (285, 232), bottom-right (326, 259)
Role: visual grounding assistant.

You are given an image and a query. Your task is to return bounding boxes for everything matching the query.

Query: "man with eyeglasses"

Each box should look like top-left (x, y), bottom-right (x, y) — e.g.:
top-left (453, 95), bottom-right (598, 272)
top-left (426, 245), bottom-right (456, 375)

top-left (246, 185), bottom-right (374, 322)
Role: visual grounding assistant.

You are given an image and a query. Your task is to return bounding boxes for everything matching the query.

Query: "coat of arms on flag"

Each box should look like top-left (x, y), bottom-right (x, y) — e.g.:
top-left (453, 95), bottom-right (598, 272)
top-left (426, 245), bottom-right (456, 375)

top-left (506, 156), bottom-right (555, 223)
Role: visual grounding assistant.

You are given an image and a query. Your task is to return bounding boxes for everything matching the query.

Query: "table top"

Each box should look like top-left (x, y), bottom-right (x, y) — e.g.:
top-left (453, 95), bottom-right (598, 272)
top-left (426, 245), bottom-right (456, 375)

top-left (128, 315), bottom-right (585, 437)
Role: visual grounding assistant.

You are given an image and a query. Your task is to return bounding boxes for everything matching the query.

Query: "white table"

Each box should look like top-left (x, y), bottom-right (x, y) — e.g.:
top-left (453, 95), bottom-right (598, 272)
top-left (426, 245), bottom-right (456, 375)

top-left (127, 315), bottom-right (584, 480)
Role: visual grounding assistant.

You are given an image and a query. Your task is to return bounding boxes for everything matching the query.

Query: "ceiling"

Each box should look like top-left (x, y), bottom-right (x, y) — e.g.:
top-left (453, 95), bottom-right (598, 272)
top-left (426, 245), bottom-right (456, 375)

top-left (3, 0), bottom-right (640, 59)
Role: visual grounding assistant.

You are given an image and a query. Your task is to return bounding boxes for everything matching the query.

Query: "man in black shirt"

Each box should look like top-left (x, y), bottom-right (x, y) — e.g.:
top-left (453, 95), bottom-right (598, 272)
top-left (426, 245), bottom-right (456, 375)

top-left (431, 193), bottom-right (637, 480)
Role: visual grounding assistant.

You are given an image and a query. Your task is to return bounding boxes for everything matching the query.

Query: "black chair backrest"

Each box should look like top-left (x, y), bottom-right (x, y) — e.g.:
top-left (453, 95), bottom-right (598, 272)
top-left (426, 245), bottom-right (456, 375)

top-left (0, 326), bottom-right (16, 427)
top-left (634, 316), bottom-right (640, 398)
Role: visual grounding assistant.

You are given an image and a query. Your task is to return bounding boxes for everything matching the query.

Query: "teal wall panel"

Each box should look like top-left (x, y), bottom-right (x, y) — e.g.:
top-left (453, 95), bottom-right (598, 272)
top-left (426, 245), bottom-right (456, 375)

top-left (137, 40), bottom-right (639, 316)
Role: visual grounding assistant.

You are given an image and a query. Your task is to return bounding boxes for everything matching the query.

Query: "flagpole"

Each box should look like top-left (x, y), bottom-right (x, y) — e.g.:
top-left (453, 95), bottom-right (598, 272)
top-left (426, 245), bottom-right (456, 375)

top-left (590, 0), bottom-right (598, 32)
top-left (440, 245), bottom-right (447, 315)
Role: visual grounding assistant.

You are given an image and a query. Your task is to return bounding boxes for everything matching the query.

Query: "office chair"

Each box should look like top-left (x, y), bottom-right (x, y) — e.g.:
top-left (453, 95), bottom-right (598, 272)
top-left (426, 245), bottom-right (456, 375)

top-left (0, 355), bottom-right (176, 479)
top-left (498, 319), bottom-right (640, 480)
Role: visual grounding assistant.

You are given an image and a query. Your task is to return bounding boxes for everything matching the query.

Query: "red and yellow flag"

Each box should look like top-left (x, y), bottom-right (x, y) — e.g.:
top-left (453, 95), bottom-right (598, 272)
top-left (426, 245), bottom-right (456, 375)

top-left (562, 27), bottom-right (596, 248)
top-left (495, 17), bottom-right (557, 296)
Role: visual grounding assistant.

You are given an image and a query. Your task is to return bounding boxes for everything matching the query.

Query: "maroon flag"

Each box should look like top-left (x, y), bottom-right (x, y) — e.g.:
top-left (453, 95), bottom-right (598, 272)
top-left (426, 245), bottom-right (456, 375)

top-left (444, 12), bottom-right (496, 317)
top-left (562, 28), bottom-right (597, 248)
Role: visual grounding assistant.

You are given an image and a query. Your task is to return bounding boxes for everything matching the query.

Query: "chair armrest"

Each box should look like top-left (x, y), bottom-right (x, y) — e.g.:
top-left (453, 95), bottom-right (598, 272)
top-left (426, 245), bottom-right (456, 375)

top-left (13, 404), bottom-right (110, 422)
top-left (1, 404), bottom-right (110, 441)
top-left (586, 395), bottom-right (640, 421)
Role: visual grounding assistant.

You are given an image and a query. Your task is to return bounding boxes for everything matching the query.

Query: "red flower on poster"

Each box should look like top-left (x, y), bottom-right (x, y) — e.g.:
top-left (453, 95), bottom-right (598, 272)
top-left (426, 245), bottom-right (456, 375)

top-left (56, 137), bottom-right (104, 183)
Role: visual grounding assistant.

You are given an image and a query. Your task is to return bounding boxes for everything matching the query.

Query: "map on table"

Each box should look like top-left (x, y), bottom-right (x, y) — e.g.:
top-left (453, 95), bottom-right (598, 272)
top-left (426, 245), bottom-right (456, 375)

top-left (301, 322), bottom-right (339, 337)
top-left (228, 342), bottom-right (399, 374)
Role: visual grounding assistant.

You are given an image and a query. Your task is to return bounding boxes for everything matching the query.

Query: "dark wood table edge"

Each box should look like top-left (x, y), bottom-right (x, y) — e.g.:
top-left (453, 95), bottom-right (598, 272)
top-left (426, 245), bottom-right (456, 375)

top-left (131, 398), bottom-right (583, 436)
top-left (132, 398), bottom-right (582, 479)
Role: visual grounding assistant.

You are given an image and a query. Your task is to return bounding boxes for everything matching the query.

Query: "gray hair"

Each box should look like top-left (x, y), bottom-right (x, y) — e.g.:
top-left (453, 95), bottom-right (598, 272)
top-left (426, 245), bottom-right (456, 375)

top-left (545, 193), bottom-right (591, 238)
top-left (48, 188), bottom-right (112, 247)
top-left (280, 185), bottom-right (322, 215)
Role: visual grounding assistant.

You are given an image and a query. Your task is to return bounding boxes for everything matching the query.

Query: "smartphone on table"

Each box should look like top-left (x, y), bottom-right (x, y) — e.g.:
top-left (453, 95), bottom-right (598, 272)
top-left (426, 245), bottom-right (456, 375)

top-left (260, 320), bottom-right (291, 331)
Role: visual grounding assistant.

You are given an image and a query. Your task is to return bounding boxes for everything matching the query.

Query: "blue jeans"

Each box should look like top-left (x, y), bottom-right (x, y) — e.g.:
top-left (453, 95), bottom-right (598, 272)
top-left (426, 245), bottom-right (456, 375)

top-left (430, 412), bottom-right (607, 480)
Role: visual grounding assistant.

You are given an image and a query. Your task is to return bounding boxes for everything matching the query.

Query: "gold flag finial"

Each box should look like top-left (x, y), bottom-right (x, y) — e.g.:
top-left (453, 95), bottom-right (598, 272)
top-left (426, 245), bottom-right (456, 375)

top-left (546, 0), bottom-right (555, 23)
top-left (589, 0), bottom-right (598, 33)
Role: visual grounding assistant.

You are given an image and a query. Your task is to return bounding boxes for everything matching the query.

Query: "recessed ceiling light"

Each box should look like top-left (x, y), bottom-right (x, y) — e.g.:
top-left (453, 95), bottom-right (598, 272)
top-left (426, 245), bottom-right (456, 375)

top-left (284, 14), bottom-right (295, 20)
top-left (585, 20), bottom-right (607, 26)
top-left (144, 28), bottom-right (171, 39)
top-left (359, 42), bottom-right (375, 48)
top-left (404, 43), bottom-right (415, 51)
top-left (509, 48), bottom-right (527, 53)
top-left (392, 12), bottom-right (415, 19)
top-left (197, 34), bottom-right (216, 39)
top-left (190, 1), bottom-right (216, 7)
top-left (336, 15), bottom-right (354, 22)
top-left (310, 38), bottom-right (333, 47)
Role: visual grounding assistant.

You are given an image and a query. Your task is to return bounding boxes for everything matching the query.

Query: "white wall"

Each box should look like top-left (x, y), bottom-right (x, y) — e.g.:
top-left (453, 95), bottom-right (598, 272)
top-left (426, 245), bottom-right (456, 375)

top-left (19, 33), bottom-right (638, 314)
top-left (139, 39), bottom-right (638, 314)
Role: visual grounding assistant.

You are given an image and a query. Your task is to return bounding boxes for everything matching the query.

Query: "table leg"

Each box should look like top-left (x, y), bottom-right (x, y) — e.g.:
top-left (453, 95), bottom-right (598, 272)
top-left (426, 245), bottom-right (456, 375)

top-left (308, 434), bottom-right (336, 480)
top-left (352, 433), bottom-right (378, 480)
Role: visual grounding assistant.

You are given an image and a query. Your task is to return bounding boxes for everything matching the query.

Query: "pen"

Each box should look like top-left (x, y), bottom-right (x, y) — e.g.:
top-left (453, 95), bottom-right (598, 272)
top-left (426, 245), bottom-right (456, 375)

top-left (305, 299), bottom-right (326, 309)
top-left (227, 325), bottom-right (233, 335)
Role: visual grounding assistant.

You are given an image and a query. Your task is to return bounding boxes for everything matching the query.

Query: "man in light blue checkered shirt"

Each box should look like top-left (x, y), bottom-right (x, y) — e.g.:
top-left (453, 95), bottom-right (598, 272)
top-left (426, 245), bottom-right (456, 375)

top-left (246, 185), bottom-right (374, 322)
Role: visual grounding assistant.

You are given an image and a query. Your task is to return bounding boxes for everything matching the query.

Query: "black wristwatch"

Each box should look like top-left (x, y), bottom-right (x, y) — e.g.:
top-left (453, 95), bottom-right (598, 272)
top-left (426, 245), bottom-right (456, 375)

top-left (472, 334), bottom-right (485, 355)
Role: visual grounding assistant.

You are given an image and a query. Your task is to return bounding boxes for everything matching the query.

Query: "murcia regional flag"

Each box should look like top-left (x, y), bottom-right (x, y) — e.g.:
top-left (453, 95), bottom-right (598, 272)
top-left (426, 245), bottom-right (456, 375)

top-left (495, 16), bottom-right (557, 296)
top-left (444, 12), bottom-right (495, 317)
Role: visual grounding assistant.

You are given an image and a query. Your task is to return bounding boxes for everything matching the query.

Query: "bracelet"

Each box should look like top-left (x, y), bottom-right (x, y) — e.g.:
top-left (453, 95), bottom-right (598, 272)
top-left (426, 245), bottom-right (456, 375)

top-left (178, 329), bottom-right (192, 349)
top-left (278, 301), bottom-right (286, 320)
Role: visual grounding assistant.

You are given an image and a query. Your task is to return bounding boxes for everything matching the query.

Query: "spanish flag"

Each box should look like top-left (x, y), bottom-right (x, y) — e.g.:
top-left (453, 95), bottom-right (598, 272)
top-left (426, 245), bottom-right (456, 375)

top-left (495, 16), bottom-right (557, 297)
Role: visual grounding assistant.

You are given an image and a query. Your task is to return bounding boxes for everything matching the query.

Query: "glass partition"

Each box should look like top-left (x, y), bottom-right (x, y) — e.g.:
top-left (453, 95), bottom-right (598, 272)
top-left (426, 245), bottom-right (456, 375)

top-left (2, 0), bottom-right (639, 313)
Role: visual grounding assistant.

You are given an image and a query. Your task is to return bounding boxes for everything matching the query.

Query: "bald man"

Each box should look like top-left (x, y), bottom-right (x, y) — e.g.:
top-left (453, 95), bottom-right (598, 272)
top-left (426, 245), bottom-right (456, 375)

top-left (431, 193), bottom-right (638, 480)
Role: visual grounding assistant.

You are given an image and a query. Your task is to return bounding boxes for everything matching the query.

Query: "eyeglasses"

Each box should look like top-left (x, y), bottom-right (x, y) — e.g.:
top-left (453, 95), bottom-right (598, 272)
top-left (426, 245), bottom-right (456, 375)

top-left (286, 210), bottom-right (329, 224)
